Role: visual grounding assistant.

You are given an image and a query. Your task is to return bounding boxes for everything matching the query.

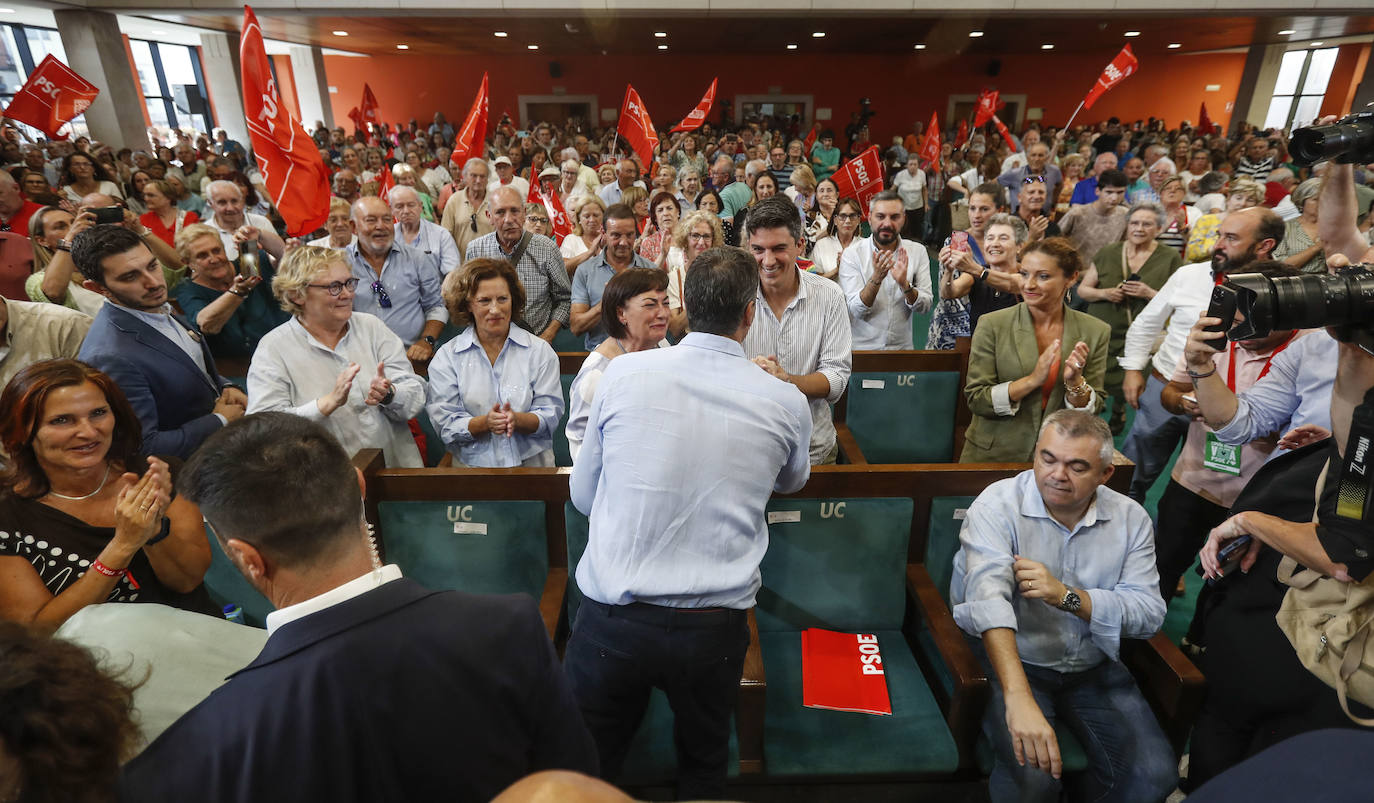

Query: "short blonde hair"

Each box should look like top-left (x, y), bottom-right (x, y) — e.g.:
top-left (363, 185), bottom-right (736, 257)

top-left (789, 164), bottom-right (817, 195)
top-left (174, 223), bottom-right (224, 264)
top-left (328, 196), bottom-right (351, 217)
top-left (1227, 176), bottom-right (1265, 207)
top-left (570, 195), bottom-right (607, 236)
top-left (272, 245), bottom-right (347, 316)
top-left (620, 185), bottom-right (648, 211)
top-left (671, 210), bottom-right (725, 251)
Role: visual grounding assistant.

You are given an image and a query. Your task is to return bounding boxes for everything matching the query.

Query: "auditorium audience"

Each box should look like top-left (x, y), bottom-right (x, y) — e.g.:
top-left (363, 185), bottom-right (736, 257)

top-left (248, 245), bottom-right (425, 468)
top-left (1272, 177), bottom-right (1325, 274)
top-left (565, 268), bottom-right (669, 461)
top-left (61, 152), bottom-right (124, 205)
top-left (1077, 202), bottom-right (1185, 434)
top-left (665, 209), bottom-right (725, 337)
top-left (172, 222), bottom-right (288, 359)
top-left (391, 184), bottom-right (460, 277)
top-left (441, 158), bottom-right (496, 263)
top-left (931, 182), bottom-right (1001, 349)
top-left (961, 238), bottom-right (1107, 463)
top-left (561, 195), bottom-right (607, 276)
top-left (467, 186), bottom-right (571, 345)
top-left (307, 196), bottom-right (357, 249)
top-left (426, 258), bottom-right (563, 467)
top-left (950, 212), bottom-right (1026, 336)
top-left (636, 191), bottom-right (680, 266)
top-left (0, 359), bottom-right (212, 630)
top-left (741, 195), bottom-right (851, 464)
top-left (118, 412), bottom-right (598, 801)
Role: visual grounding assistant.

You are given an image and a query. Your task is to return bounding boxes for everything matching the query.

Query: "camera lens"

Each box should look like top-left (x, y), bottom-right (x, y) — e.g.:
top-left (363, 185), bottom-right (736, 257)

top-left (1232, 269), bottom-right (1374, 335)
top-left (1290, 115), bottom-right (1374, 166)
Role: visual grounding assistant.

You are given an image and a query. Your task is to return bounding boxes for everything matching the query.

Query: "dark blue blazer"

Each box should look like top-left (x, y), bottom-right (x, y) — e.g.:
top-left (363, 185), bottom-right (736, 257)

top-left (77, 303), bottom-right (226, 460)
top-left (118, 579), bottom-right (598, 803)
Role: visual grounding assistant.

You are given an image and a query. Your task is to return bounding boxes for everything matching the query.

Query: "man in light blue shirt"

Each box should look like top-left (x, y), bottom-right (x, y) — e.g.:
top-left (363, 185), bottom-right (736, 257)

top-left (596, 160), bottom-right (645, 207)
top-left (950, 410), bottom-right (1175, 803)
top-left (569, 204), bottom-right (653, 349)
top-left (566, 246), bottom-right (811, 799)
top-left (344, 197), bottom-right (447, 362)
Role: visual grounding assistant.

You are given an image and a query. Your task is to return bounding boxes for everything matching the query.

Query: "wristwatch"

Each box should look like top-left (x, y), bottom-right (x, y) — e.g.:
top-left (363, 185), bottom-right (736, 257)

top-left (1057, 587), bottom-right (1082, 613)
top-left (979, 267), bottom-right (990, 281)
top-left (422, 335), bottom-right (437, 347)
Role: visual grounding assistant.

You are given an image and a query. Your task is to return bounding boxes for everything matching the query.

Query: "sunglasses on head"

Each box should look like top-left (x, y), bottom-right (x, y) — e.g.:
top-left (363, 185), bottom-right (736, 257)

top-left (1022, 175), bottom-right (1047, 185)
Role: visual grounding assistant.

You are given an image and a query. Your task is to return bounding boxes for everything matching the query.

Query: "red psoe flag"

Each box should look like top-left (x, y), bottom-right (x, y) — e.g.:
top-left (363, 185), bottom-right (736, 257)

top-left (669, 77), bottom-right (717, 134)
top-left (991, 115), bottom-right (1018, 153)
top-left (1082, 44), bottom-right (1139, 110)
top-left (829, 145), bottom-right (884, 217)
top-left (1199, 102), bottom-right (1217, 136)
top-left (954, 119), bottom-right (969, 150)
top-left (617, 84), bottom-right (659, 170)
top-left (973, 89), bottom-right (1000, 128)
top-left (359, 83), bottom-right (380, 125)
top-left (803, 123), bottom-right (819, 156)
top-left (523, 180), bottom-right (570, 246)
top-left (918, 111), bottom-right (941, 166)
top-left (2, 55), bottom-right (99, 141)
top-left (378, 163), bottom-right (395, 203)
top-left (240, 5), bottom-right (330, 236)
top-left (450, 72), bottom-right (489, 167)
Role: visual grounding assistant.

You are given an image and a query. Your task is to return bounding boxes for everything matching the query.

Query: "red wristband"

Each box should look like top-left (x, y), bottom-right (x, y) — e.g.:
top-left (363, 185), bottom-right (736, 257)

top-left (91, 559), bottom-right (124, 578)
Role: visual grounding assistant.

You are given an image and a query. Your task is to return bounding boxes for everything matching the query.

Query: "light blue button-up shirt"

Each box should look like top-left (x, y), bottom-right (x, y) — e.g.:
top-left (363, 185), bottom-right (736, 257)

top-left (570, 252), bottom-right (655, 349)
top-left (1214, 329), bottom-right (1336, 460)
top-left (572, 332), bottom-right (812, 609)
top-left (345, 240), bottom-right (447, 345)
top-left (950, 470), bottom-right (1166, 672)
top-left (424, 324), bottom-right (564, 467)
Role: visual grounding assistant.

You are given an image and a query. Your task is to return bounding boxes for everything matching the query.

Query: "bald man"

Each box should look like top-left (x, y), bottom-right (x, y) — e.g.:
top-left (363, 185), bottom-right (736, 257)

top-left (390, 185), bottom-right (459, 277)
top-left (345, 196), bottom-right (447, 361)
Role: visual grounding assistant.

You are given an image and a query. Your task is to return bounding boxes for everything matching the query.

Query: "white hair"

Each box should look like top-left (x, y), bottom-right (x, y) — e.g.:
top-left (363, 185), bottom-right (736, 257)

top-left (206, 179), bottom-right (242, 201)
top-left (387, 184), bottom-right (420, 204)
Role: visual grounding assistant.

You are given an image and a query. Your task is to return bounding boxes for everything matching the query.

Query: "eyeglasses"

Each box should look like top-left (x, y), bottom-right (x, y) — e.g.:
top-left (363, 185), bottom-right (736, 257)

top-left (835, 213), bottom-right (860, 221)
top-left (1022, 175), bottom-right (1047, 185)
top-left (528, 216), bottom-right (549, 224)
top-left (687, 232), bottom-right (714, 242)
top-left (371, 280), bottom-right (392, 309)
top-left (306, 277), bottom-right (359, 296)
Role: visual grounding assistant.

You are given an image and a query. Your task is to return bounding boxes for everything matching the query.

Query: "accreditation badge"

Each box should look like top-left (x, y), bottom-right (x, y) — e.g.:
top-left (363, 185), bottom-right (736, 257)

top-left (1203, 431), bottom-right (1242, 476)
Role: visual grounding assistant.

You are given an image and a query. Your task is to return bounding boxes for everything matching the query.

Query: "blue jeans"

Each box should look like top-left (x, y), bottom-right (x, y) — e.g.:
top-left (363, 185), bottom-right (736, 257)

top-left (563, 599), bottom-right (748, 800)
top-left (1120, 373), bottom-right (1191, 503)
top-left (972, 639), bottom-right (1178, 803)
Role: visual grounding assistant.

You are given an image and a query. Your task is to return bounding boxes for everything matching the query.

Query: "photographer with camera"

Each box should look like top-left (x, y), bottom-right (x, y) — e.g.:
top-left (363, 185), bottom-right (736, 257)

top-left (1182, 138), bottom-right (1374, 788)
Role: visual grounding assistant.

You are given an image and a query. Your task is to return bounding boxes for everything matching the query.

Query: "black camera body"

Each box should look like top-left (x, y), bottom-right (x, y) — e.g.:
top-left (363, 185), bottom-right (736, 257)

top-left (1208, 264), bottom-right (1374, 354)
top-left (1289, 112), bottom-right (1374, 166)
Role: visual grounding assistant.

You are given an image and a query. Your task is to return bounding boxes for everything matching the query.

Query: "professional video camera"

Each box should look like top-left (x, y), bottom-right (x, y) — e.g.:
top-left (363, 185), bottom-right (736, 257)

top-left (1289, 112), bottom-right (1374, 166)
top-left (1204, 264), bottom-right (1374, 355)
top-left (857, 97), bottom-right (876, 126)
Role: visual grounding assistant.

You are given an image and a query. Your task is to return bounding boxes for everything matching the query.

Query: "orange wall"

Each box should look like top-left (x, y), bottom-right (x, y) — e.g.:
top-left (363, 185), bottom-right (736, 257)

top-left (1325, 43), bottom-right (1370, 118)
top-left (322, 49), bottom-right (1250, 141)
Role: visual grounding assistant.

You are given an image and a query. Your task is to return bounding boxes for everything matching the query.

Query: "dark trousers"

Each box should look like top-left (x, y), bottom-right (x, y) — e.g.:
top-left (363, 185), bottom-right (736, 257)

top-left (1154, 479), bottom-right (1231, 602)
top-left (564, 599), bottom-right (749, 800)
top-left (902, 207), bottom-right (927, 244)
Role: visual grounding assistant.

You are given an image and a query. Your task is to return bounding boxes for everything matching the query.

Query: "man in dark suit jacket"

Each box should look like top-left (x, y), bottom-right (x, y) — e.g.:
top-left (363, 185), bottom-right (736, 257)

top-left (70, 225), bottom-right (245, 459)
top-left (119, 413), bottom-right (598, 803)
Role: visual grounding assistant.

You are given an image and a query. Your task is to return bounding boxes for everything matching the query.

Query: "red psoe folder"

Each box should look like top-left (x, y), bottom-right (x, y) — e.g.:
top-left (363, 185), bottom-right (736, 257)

top-left (801, 628), bottom-right (893, 715)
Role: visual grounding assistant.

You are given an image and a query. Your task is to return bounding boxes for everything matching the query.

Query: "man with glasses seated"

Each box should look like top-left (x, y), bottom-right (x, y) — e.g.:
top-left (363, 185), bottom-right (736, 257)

top-left (390, 185), bottom-right (459, 278)
top-left (344, 196), bottom-right (446, 364)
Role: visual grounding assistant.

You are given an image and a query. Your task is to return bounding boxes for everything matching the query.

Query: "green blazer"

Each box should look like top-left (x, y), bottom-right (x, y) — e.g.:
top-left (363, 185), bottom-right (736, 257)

top-left (960, 303), bottom-right (1111, 463)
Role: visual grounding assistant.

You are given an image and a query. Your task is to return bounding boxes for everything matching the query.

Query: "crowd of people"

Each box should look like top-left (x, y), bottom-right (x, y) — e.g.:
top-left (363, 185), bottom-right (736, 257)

top-left (0, 101), bottom-right (1371, 803)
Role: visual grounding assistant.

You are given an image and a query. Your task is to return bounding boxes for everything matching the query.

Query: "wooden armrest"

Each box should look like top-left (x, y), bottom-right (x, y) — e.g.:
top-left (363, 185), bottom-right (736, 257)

top-left (437, 452), bottom-right (454, 467)
top-left (834, 422), bottom-right (868, 465)
top-left (1122, 634), bottom-right (1205, 755)
top-left (538, 568), bottom-right (567, 644)
top-left (737, 609), bottom-right (766, 774)
top-left (906, 563), bottom-right (988, 767)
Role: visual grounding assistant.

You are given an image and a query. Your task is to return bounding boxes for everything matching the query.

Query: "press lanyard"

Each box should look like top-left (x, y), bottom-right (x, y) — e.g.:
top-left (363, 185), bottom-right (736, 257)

top-left (1225, 331), bottom-right (1296, 392)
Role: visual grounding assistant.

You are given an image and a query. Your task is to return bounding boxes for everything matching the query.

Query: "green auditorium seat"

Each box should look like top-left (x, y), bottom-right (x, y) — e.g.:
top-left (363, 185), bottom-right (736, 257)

top-left (552, 372), bottom-right (577, 467)
top-left (843, 370), bottom-right (961, 463)
top-left (412, 405), bottom-right (449, 468)
top-left (922, 496), bottom-right (1090, 775)
top-left (553, 326), bottom-right (585, 353)
top-left (754, 497), bottom-right (960, 776)
top-left (201, 524), bottom-right (274, 629)
top-left (378, 500), bottom-right (550, 599)
top-left (563, 503), bottom-right (743, 782)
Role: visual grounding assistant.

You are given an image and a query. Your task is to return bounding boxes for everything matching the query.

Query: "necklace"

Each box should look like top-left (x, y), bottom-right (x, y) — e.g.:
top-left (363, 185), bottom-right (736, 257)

top-left (614, 338), bottom-right (629, 355)
top-left (47, 464), bottom-right (112, 501)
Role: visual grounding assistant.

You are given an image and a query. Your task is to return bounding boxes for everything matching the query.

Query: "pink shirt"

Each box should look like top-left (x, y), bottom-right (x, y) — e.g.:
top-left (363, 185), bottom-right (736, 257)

top-left (1168, 330), bottom-right (1316, 507)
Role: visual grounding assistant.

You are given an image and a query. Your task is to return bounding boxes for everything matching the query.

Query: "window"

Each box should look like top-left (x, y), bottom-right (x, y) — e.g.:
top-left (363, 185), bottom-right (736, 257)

top-left (0, 23), bottom-right (88, 139)
top-left (1264, 48), bottom-right (1338, 132)
top-left (128, 39), bottom-right (214, 135)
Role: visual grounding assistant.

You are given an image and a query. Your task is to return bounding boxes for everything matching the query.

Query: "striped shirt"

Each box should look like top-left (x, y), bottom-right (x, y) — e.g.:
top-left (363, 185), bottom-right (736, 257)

top-left (464, 232), bottom-right (571, 335)
top-left (742, 268), bottom-right (852, 463)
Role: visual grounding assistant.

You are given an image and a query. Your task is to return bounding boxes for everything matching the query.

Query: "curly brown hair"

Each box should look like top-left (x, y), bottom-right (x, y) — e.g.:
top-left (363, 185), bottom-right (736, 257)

top-left (442, 257), bottom-right (526, 328)
top-left (0, 622), bottom-right (140, 803)
top-left (0, 360), bottom-right (145, 498)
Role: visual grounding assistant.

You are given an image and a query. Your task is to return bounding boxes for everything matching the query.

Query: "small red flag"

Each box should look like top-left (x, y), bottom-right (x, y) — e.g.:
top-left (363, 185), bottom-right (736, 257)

top-left (829, 145), bottom-right (884, 217)
top-left (347, 106), bottom-right (363, 131)
top-left (954, 119), bottom-right (969, 150)
top-left (450, 73), bottom-right (489, 167)
top-left (524, 180), bottom-right (570, 246)
top-left (240, 5), bottom-right (331, 237)
top-left (2, 55), bottom-right (98, 141)
top-left (1083, 44), bottom-right (1139, 110)
top-left (803, 124), bottom-right (819, 156)
top-left (617, 84), bottom-right (660, 172)
top-left (1199, 102), bottom-right (1217, 136)
top-left (378, 163), bottom-right (395, 203)
top-left (991, 116), bottom-right (1018, 153)
top-left (973, 89), bottom-right (1000, 128)
top-left (670, 78), bottom-right (717, 134)
top-left (359, 83), bottom-right (379, 125)
top-left (918, 111), bottom-right (941, 166)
